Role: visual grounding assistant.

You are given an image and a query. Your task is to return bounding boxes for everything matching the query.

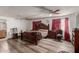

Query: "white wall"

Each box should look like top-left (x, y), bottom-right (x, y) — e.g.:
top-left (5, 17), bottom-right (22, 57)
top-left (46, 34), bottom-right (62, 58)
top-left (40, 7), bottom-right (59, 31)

top-left (29, 13), bottom-right (78, 41)
top-left (30, 13), bottom-right (77, 30)
top-left (76, 13), bottom-right (79, 28)
top-left (0, 16), bottom-right (29, 39)
top-left (0, 13), bottom-right (78, 40)
top-left (7, 18), bottom-right (29, 38)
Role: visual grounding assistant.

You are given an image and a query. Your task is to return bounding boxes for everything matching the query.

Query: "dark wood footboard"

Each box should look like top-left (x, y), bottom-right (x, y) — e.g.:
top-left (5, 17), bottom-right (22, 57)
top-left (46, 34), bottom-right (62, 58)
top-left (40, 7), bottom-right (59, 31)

top-left (21, 31), bottom-right (42, 45)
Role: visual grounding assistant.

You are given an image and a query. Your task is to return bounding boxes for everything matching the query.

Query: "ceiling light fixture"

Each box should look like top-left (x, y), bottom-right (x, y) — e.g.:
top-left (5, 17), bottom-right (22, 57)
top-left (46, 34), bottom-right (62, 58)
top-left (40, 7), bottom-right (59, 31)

top-left (49, 13), bottom-right (52, 17)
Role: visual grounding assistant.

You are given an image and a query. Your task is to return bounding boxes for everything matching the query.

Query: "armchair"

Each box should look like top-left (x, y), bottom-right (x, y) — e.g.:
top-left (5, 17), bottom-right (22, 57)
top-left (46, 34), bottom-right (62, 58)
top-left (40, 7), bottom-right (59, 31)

top-left (56, 29), bottom-right (63, 41)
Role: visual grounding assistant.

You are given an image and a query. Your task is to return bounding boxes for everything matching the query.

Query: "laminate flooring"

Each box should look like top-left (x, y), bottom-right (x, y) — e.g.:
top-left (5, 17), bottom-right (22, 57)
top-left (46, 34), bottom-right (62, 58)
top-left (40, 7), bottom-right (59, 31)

top-left (0, 39), bottom-right (74, 53)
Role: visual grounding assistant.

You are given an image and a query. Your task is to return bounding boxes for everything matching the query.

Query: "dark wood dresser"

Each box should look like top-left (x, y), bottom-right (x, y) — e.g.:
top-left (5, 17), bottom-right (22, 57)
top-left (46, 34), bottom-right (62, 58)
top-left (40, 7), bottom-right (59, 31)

top-left (74, 28), bottom-right (79, 53)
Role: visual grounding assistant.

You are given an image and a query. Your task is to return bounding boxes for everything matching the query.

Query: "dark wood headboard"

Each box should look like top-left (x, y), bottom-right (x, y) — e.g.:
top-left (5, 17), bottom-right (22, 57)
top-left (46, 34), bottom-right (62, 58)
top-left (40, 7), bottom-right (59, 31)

top-left (32, 21), bottom-right (49, 31)
top-left (39, 23), bottom-right (49, 29)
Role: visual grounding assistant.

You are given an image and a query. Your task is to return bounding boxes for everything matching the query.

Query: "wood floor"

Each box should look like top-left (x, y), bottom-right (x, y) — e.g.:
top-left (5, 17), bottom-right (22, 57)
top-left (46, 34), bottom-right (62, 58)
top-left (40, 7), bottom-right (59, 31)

top-left (0, 38), bottom-right (74, 53)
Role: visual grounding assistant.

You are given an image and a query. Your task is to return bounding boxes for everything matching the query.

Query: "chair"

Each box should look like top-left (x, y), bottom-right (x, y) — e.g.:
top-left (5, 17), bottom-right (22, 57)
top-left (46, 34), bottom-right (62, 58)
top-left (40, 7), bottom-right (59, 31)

top-left (56, 29), bottom-right (63, 41)
top-left (11, 28), bottom-right (18, 39)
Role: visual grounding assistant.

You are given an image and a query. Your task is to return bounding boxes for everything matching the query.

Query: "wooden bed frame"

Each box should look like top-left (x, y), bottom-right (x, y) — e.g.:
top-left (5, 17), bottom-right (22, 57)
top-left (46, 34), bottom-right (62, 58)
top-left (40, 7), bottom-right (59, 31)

top-left (20, 22), bottom-right (63, 45)
top-left (21, 31), bottom-right (42, 45)
top-left (20, 22), bottom-right (48, 45)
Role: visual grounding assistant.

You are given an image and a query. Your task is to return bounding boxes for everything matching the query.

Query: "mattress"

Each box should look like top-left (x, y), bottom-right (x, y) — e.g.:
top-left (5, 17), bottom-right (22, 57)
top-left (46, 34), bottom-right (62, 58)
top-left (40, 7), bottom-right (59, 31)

top-left (38, 29), bottom-right (48, 37)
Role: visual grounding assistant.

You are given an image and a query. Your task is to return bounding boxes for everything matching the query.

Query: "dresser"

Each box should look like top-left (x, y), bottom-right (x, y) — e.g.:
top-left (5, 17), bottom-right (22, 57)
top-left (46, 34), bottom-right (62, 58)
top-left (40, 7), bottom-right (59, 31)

top-left (74, 28), bottom-right (79, 53)
top-left (0, 30), bottom-right (6, 39)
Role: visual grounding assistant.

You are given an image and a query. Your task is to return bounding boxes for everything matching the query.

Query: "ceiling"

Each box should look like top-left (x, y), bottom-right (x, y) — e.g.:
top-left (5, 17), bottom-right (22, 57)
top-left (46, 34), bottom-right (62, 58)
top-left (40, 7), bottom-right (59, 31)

top-left (0, 6), bottom-right (79, 20)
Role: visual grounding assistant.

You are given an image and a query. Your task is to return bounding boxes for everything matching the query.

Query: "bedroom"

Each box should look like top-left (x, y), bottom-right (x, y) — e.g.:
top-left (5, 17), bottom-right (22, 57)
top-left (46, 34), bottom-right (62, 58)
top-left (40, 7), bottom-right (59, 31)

top-left (0, 6), bottom-right (78, 53)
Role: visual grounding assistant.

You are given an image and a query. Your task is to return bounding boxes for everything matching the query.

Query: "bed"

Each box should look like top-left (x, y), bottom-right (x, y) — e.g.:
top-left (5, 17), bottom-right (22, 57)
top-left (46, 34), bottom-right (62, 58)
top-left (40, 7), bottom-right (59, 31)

top-left (21, 22), bottom-right (48, 45)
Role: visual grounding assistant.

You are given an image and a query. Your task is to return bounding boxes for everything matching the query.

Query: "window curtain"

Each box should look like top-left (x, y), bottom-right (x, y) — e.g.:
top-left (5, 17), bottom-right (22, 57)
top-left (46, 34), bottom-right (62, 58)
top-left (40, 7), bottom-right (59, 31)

top-left (32, 21), bottom-right (41, 30)
top-left (52, 19), bottom-right (61, 32)
top-left (64, 18), bottom-right (70, 42)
